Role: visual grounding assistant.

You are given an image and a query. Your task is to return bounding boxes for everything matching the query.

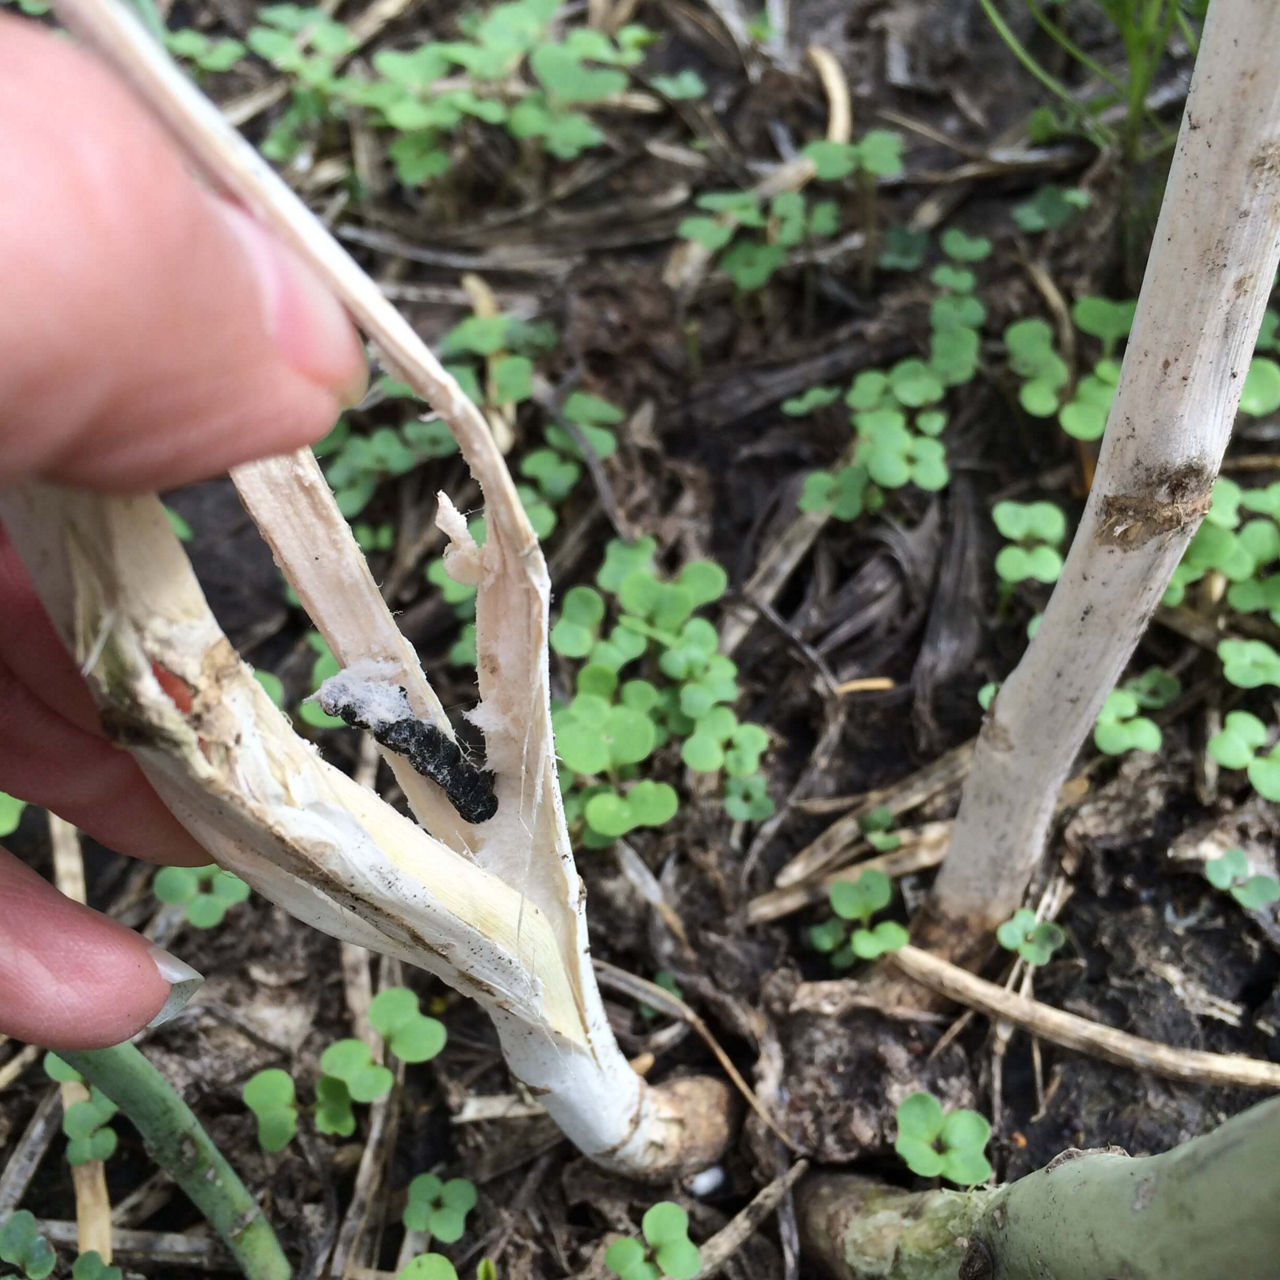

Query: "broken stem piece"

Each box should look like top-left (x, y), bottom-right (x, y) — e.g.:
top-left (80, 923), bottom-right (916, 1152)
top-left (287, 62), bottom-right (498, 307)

top-left (918, 0), bottom-right (1280, 966)
top-left (17, 0), bottom-right (732, 1178)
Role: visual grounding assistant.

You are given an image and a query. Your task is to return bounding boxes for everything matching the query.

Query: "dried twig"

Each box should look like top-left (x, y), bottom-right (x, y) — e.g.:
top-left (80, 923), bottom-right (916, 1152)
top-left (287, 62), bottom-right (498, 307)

top-left (745, 822), bottom-right (951, 927)
top-left (33, 1222), bottom-right (232, 1270)
top-left (889, 945), bottom-right (1280, 1091)
top-left (692, 1160), bottom-right (809, 1280)
top-left (0, 1088), bottom-right (62, 1215)
top-left (48, 815), bottom-right (114, 1262)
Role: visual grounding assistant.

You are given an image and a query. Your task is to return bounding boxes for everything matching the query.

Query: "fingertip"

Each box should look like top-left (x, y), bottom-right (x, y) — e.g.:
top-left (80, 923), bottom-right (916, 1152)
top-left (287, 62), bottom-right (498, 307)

top-left (0, 852), bottom-right (176, 1049)
top-left (0, 16), bottom-right (367, 492)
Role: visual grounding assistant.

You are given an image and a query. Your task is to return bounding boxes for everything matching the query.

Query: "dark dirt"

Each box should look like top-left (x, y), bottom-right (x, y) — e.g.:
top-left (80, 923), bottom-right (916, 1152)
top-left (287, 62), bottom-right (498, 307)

top-left (4, 1), bottom-right (1277, 1279)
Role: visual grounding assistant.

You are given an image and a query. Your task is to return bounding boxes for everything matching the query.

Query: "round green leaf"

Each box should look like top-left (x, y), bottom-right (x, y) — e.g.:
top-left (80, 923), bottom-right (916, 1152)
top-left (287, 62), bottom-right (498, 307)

top-left (210, 870), bottom-right (251, 904)
top-left (43, 1052), bottom-right (83, 1084)
top-left (186, 895), bottom-right (229, 929)
top-left (1240, 357), bottom-right (1280, 416)
top-left (939, 1108), bottom-right (991, 1152)
top-left (1234, 874), bottom-right (1280, 909)
top-left (319, 1037), bottom-right (372, 1081)
top-left (244, 1068), bottom-right (295, 1113)
top-left (682, 734), bottom-right (724, 772)
top-left (152, 865), bottom-right (201, 905)
top-left (656, 1239), bottom-right (701, 1280)
top-left (257, 1109), bottom-right (298, 1152)
top-left (626, 781), bottom-right (678, 828)
top-left (390, 1017), bottom-right (447, 1063)
top-left (583, 791), bottom-right (632, 838)
top-left (642, 1202), bottom-right (689, 1247)
top-left (940, 1148), bottom-right (993, 1187)
top-left (604, 1239), bottom-right (646, 1276)
top-left (1247, 754), bottom-right (1280, 801)
top-left (896, 1091), bottom-right (944, 1142)
top-left (895, 1136), bottom-right (944, 1178)
top-left (557, 721), bottom-right (611, 776)
top-left (369, 987), bottom-right (419, 1036)
top-left (678, 560), bottom-right (728, 606)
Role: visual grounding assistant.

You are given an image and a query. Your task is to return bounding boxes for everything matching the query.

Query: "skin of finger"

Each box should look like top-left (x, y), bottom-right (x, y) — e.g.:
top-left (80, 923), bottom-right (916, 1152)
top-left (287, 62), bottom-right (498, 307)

top-left (0, 14), bottom-right (361, 492)
top-left (0, 850), bottom-right (171, 1049)
top-left (0, 528), bottom-right (102, 736)
top-left (0, 656), bottom-right (209, 865)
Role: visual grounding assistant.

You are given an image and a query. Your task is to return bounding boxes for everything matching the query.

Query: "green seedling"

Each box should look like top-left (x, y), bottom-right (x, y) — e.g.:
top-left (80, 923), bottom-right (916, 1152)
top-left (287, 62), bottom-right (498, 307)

top-left (243, 1069), bottom-right (299, 1152)
top-left (578, 780), bottom-right (680, 841)
top-left (550, 543), bottom-right (770, 842)
top-left (878, 226), bottom-right (929, 272)
top-left (369, 986), bottom-right (448, 1062)
top-left (0, 1212), bottom-right (56, 1280)
top-left (996, 908), bottom-right (1066, 965)
top-left (1012, 184), bottom-right (1089, 233)
top-left (604, 1202), bottom-right (701, 1280)
top-left (152, 864), bottom-right (251, 928)
top-left (166, 28), bottom-right (246, 73)
top-left (725, 772), bottom-right (773, 821)
top-left (1093, 689), bottom-right (1161, 755)
top-left (782, 385), bottom-right (842, 416)
top-left (403, 1174), bottom-right (478, 1242)
top-left (1243, 356), bottom-right (1280, 416)
top-left (939, 228), bottom-right (992, 262)
top-left (992, 500), bottom-right (1067, 585)
top-left (246, 5), bottom-right (359, 163)
top-left (894, 1091), bottom-right (992, 1186)
top-left (242, 992), bottom-right (437, 1152)
top-left (809, 869), bottom-right (908, 966)
top-left (0, 789), bottom-right (26, 837)
top-left (1218, 638), bottom-right (1280, 689)
top-left (649, 70), bottom-right (707, 99)
top-left (318, 374), bottom-right (460, 518)
top-left (1206, 711), bottom-right (1280, 801)
top-left (798, 463), bottom-right (875, 521)
top-left (71, 1251), bottom-right (123, 1280)
top-left (1004, 318), bottom-right (1069, 416)
top-left (678, 188), bottom-right (839, 290)
top-left (1058, 356), bottom-right (1120, 441)
top-left (803, 131), bottom-right (904, 181)
top-left (319, 1038), bottom-right (395, 1129)
top-left (397, 1257), bottom-right (459, 1280)
top-left (800, 244), bottom-right (988, 520)
top-left (1124, 666), bottom-right (1181, 710)
top-left (1072, 296), bottom-right (1136, 357)
top-left (62, 1086), bottom-right (119, 1166)
top-left (1204, 848), bottom-right (1280, 910)
top-left (858, 805), bottom-right (901, 852)
top-left (1164, 478), bottom-right (1259, 604)
top-left (547, 389), bottom-right (625, 461)
top-left (1004, 298), bottom-right (1134, 438)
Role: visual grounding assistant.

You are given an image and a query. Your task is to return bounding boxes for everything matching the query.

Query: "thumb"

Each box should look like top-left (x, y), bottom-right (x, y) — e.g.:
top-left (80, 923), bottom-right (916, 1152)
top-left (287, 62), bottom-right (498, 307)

top-left (0, 850), bottom-right (201, 1050)
top-left (0, 14), bottom-right (367, 493)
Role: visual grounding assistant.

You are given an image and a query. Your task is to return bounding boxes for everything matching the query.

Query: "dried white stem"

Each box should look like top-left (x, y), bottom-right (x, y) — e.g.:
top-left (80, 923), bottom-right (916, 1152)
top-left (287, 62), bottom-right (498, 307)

top-left (921, 0), bottom-right (1280, 962)
top-left (15, 0), bottom-right (733, 1176)
top-left (231, 452), bottom-right (473, 851)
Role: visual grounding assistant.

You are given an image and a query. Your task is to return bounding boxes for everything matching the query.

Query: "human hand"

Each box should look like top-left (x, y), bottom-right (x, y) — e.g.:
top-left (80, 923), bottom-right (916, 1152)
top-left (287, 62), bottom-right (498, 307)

top-left (0, 14), bottom-right (366, 1049)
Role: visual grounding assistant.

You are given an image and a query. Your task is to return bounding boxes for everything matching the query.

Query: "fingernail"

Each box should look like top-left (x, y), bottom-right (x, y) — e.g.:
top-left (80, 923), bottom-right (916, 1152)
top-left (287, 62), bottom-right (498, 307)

top-left (210, 198), bottom-right (368, 408)
top-left (145, 944), bottom-right (204, 1029)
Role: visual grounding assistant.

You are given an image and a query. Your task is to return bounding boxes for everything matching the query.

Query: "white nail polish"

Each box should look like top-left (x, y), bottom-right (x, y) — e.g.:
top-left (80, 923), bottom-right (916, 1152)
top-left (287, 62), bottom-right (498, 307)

top-left (145, 944), bottom-right (204, 1028)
